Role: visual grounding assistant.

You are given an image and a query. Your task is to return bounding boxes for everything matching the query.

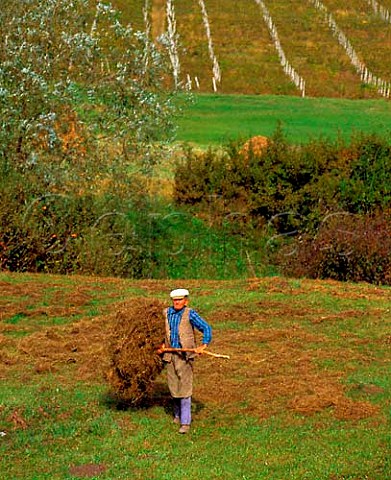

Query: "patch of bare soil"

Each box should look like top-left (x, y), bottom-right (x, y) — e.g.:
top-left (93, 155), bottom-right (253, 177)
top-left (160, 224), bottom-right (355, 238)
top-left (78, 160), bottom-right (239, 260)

top-left (69, 464), bottom-right (106, 478)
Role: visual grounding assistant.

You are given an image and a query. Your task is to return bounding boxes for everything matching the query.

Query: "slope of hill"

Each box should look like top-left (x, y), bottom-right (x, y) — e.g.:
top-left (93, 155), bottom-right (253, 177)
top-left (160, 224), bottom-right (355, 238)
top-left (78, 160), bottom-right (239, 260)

top-left (112, 0), bottom-right (391, 98)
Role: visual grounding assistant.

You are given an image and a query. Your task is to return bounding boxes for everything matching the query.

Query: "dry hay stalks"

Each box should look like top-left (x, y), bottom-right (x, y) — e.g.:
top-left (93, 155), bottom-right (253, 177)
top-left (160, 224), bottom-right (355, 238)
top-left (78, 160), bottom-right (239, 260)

top-left (106, 297), bottom-right (166, 407)
top-left (16, 316), bottom-right (113, 381)
top-left (240, 135), bottom-right (269, 160)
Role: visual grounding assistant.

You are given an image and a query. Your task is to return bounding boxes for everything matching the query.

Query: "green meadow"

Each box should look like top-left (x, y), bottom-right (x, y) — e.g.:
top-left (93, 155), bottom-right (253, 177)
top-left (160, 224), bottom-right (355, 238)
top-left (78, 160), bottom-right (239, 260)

top-left (0, 273), bottom-right (390, 479)
top-left (176, 94), bottom-right (391, 146)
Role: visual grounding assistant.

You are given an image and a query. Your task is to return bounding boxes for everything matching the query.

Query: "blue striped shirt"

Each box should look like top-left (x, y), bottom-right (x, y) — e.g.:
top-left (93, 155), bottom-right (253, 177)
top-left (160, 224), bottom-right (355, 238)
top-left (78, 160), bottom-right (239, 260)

top-left (167, 306), bottom-right (212, 348)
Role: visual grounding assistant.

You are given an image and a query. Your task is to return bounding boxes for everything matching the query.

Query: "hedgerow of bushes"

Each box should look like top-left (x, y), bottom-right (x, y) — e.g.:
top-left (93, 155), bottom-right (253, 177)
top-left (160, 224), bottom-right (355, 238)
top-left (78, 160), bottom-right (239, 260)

top-left (0, 155), bottom-right (258, 279)
top-left (0, 157), bottom-right (145, 277)
top-left (275, 211), bottom-right (390, 284)
top-left (173, 128), bottom-right (391, 284)
top-left (2, 127), bottom-right (390, 283)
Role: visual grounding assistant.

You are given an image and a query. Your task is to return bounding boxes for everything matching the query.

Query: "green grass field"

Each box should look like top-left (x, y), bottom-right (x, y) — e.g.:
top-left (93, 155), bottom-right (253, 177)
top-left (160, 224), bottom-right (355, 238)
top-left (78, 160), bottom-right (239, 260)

top-left (175, 94), bottom-right (391, 146)
top-left (1, 272), bottom-right (390, 479)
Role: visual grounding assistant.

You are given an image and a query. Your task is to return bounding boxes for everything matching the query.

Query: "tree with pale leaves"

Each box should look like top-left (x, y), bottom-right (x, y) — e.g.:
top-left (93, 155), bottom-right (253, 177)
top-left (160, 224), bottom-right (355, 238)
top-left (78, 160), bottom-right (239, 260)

top-left (0, 0), bottom-right (177, 175)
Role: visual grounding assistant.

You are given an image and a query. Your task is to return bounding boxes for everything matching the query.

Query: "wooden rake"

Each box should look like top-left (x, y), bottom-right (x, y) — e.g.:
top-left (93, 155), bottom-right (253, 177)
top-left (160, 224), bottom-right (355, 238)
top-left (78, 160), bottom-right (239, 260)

top-left (161, 347), bottom-right (230, 359)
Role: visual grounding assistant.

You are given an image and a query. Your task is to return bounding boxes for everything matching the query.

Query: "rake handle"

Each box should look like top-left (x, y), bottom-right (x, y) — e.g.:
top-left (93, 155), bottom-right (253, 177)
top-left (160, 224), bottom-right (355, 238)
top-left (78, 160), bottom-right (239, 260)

top-left (161, 347), bottom-right (230, 359)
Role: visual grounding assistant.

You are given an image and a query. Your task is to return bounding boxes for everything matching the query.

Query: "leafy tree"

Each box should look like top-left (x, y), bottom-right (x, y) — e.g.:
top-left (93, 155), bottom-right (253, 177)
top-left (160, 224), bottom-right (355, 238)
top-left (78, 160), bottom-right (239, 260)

top-left (0, 0), bottom-right (176, 175)
top-left (0, 0), bottom-right (182, 277)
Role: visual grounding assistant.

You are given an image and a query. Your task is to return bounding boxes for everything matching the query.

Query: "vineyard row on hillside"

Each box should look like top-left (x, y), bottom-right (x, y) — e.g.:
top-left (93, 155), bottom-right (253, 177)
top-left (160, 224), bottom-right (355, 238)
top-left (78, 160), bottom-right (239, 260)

top-left (113, 0), bottom-right (391, 98)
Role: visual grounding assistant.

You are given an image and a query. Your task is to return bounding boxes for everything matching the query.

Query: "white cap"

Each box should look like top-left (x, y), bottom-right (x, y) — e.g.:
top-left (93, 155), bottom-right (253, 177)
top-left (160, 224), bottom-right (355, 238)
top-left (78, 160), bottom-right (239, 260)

top-left (170, 288), bottom-right (189, 299)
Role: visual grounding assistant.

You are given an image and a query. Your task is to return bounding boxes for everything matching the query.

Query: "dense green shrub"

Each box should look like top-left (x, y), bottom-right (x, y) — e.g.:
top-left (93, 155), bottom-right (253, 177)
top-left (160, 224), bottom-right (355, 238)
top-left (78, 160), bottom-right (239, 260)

top-left (173, 129), bottom-right (391, 284)
top-left (174, 129), bottom-right (391, 234)
top-left (273, 211), bottom-right (391, 285)
top-left (0, 166), bottom-right (136, 276)
top-left (174, 146), bottom-right (226, 205)
top-left (338, 133), bottom-right (391, 213)
top-left (1, 158), bottom-right (265, 278)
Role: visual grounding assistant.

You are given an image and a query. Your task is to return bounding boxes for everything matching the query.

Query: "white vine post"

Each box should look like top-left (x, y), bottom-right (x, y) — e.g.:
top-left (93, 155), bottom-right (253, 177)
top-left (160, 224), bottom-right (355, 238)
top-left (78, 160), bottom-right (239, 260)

top-left (142, 0), bottom-right (151, 76)
top-left (254, 0), bottom-right (306, 97)
top-left (367, 0), bottom-right (391, 24)
top-left (90, 1), bottom-right (102, 74)
top-left (310, 0), bottom-right (391, 98)
top-left (198, 0), bottom-right (221, 92)
top-left (186, 73), bottom-right (192, 90)
top-left (166, 0), bottom-right (181, 89)
top-left (91, 2), bottom-right (118, 75)
top-left (90, 3), bottom-right (99, 36)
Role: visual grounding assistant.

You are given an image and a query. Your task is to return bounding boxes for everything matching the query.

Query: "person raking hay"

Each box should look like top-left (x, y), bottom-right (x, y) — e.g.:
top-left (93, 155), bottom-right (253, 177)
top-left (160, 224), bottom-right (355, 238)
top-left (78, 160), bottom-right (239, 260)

top-left (157, 288), bottom-right (212, 434)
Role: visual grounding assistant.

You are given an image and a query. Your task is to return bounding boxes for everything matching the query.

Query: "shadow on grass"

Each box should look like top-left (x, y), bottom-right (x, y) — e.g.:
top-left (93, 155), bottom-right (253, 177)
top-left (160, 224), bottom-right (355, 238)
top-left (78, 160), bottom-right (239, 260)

top-left (100, 382), bottom-right (205, 418)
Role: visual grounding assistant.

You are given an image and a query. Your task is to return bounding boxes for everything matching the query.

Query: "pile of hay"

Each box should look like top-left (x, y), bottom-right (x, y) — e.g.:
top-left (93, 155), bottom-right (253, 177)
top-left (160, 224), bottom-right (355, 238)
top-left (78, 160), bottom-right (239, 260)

top-left (107, 297), bottom-right (166, 406)
top-left (240, 135), bottom-right (269, 159)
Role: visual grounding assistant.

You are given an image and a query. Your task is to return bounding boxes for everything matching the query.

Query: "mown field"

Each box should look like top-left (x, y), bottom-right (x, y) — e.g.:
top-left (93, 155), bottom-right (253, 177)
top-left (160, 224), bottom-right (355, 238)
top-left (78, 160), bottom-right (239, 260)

top-left (113, 0), bottom-right (391, 98)
top-left (0, 272), bottom-right (390, 479)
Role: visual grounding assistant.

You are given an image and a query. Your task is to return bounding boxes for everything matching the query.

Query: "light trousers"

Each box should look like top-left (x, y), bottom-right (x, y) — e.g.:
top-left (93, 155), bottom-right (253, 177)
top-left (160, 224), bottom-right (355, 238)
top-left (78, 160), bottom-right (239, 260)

top-left (174, 396), bottom-right (192, 425)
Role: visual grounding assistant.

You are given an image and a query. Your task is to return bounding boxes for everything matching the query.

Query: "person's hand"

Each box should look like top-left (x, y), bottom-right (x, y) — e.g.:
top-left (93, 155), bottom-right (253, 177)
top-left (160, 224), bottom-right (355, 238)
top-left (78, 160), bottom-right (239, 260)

top-left (194, 344), bottom-right (208, 355)
top-left (156, 343), bottom-right (166, 355)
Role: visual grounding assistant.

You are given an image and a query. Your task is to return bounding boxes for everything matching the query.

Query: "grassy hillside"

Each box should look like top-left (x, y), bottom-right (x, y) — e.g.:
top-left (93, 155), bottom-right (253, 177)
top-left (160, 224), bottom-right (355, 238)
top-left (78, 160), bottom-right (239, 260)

top-left (112, 0), bottom-right (391, 98)
top-left (0, 272), bottom-right (390, 479)
top-left (175, 93), bottom-right (391, 145)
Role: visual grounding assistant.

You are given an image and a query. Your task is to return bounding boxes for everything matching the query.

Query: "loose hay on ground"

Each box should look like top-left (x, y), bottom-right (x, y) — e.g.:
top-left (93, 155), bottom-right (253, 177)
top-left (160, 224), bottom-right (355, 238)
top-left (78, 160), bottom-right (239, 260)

top-left (106, 298), bottom-right (166, 407)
